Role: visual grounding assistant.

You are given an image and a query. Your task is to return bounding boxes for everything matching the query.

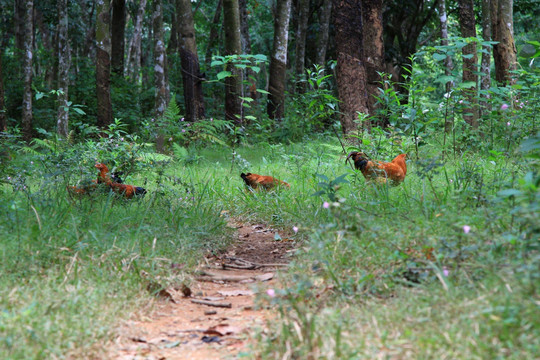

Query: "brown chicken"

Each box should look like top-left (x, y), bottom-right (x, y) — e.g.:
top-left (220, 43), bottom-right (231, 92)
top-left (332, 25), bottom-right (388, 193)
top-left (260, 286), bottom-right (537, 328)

top-left (346, 152), bottom-right (407, 185)
top-left (107, 182), bottom-right (147, 198)
top-left (240, 172), bottom-right (290, 190)
top-left (67, 162), bottom-right (111, 195)
top-left (69, 163), bottom-right (144, 198)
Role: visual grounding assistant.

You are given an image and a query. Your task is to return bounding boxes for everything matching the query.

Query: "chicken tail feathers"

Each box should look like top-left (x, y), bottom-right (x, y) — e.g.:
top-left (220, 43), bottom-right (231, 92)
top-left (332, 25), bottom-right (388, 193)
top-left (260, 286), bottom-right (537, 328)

top-left (134, 187), bottom-right (147, 196)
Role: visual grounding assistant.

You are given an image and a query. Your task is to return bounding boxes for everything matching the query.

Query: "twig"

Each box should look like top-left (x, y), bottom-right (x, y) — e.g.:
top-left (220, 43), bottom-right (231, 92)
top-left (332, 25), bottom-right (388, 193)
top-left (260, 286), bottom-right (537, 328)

top-left (190, 299), bottom-right (232, 308)
top-left (223, 256), bottom-right (289, 269)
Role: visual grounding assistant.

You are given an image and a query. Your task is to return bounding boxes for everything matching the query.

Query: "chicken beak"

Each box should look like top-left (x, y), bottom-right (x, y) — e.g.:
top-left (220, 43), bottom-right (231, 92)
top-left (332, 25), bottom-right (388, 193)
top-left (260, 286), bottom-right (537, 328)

top-left (345, 152), bottom-right (354, 163)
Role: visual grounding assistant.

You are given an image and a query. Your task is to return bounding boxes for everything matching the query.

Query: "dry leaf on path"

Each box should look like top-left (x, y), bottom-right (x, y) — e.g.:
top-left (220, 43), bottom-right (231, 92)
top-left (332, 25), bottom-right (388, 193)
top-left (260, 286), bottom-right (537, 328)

top-left (217, 289), bottom-right (254, 297)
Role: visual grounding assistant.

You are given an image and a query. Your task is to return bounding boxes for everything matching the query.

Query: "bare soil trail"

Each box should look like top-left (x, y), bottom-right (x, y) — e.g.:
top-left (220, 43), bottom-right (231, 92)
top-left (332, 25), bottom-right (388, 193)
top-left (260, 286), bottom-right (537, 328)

top-left (109, 222), bottom-right (295, 360)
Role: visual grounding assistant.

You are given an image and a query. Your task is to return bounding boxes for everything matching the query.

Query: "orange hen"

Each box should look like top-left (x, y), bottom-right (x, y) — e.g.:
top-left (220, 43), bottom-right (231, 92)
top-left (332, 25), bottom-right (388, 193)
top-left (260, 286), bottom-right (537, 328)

top-left (240, 172), bottom-right (290, 190)
top-left (346, 152), bottom-right (407, 185)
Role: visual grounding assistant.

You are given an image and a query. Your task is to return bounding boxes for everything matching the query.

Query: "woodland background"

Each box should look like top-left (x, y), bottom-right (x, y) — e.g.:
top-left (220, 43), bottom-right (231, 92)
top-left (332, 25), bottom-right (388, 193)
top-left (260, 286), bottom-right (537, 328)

top-left (0, 0), bottom-right (539, 359)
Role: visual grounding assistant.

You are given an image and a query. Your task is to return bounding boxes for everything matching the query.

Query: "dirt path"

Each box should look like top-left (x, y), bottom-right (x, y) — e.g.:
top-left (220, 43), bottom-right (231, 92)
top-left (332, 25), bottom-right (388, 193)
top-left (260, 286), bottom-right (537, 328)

top-left (109, 222), bottom-right (295, 360)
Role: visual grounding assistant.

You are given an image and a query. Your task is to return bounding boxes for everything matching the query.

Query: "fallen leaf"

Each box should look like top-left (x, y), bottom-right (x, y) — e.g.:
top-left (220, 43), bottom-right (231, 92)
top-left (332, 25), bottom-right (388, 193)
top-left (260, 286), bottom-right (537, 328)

top-left (161, 340), bottom-right (181, 349)
top-left (217, 289), bottom-right (254, 297)
top-left (254, 273), bottom-right (274, 282)
top-left (206, 323), bottom-right (242, 336)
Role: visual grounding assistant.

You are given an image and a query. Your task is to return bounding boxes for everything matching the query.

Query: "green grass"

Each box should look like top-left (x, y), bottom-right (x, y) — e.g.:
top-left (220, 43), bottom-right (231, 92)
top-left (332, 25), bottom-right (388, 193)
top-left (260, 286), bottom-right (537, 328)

top-left (1, 135), bottom-right (538, 359)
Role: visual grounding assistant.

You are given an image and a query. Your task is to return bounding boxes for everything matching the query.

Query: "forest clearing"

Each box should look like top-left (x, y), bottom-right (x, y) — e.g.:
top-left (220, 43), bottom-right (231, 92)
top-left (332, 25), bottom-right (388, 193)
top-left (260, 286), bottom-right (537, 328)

top-left (1, 0), bottom-right (539, 359)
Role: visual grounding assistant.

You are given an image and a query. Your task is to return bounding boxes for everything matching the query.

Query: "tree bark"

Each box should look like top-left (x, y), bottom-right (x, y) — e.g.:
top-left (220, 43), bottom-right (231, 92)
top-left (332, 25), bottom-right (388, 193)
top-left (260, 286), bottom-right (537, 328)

top-left (177, 0), bottom-right (205, 122)
top-left (0, 53), bottom-right (6, 132)
top-left (239, 0), bottom-right (257, 101)
top-left (439, 0), bottom-right (454, 133)
top-left (480, 0), bottom-right (491, 114)
top-left (57, 0), bottom-right (70, 137)
top-left (361, 0), bottom-right (384, 126)
top-left (294, 0), bottom-right (310, 93)
top-left (22, 0), bottom-right (33, 142)
top-left (458, 0), bottom-right (479, 129)
top-left (333, 0), bottom-right (368, 134)
top-left (315, 0), bottom-right (332, 66)
top-left (223, 0), bottom-right (243, 123)
top-left (267, 0), bottom-right (292, 120)
top-left (491, 0), bottom-right (517, 85)
top-left (126, 0), bottom-right (147, 82)
top-left (96, 0), bottom-right (113, 129)
top-left (111, 0), bottom-right (126, 76)
top-left (15, 0), bottom-right (25, 51)
top-left (153, 0), bottom-right (170, 152)
top-left (204, 0), bottom-right (223, 68)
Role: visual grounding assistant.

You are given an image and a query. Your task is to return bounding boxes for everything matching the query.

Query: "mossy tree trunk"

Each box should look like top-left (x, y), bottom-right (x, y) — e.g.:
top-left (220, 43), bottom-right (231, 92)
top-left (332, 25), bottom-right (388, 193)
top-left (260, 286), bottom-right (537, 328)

top-left (96, 0), bottom-right (113, 129)
top-left (57, 0), bottom-right (70, 137)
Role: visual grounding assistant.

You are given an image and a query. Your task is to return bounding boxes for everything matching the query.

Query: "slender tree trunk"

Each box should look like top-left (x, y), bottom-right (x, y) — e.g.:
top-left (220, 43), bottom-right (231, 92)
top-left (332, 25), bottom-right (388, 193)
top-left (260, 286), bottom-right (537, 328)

top-left (0, 53), bottom-right (6, 132)
top-left (315, 0), bottom-right (332, 66)
top-left (204, 0), bottom-right (223, 68)
top-left (480, 0), bottom-right (492, 114)
top-left (111, 0), bottom-right (126, 76)
top-left (22, 0), bottom-right (33, 142)
top-left (153, 0), bottom-right (170, 152)
top-left (96, 0), bottom-right (113, 129)
top-left (439, 0), bottom-right (454, 133)
top-left (35, 8), bottom-right (55, 87)
top-left (294, 0), bottom-right (310, 93)
top-left (15, 0), bottom-right (25, 51)
top-left (267, 0), bottom-right (292, 120)
top-left (491, 0), bottom-right (517, 85)
top-left (361, 0), bottom-right (383, 127)
top-left (127, 0), bottom-right (147, 82)
top-left (177, 0), bottom-right (205, 122)
top-left (458, 0), bottom-right (479, 129)
top-left (81, 0), bottom-right (96, 58)
top-left (57, 0), bottom-right (70, 137)
top-left (239, 0), bottom-right (257, 101)
top-left (333, 0), bottom-right (368, 134)
top-left (223, 0), bottom-right (243, 123)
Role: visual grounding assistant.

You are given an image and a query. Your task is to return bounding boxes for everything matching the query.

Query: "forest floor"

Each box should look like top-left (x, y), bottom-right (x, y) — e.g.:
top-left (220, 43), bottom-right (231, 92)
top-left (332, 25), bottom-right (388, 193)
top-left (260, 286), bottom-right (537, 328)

top-left (108, 220), bottom-right (296, 360)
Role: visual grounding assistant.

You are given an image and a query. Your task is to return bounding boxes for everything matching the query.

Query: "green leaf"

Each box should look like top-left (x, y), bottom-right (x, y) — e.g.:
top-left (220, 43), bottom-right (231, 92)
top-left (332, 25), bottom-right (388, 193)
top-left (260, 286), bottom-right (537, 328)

top-left (497, 189), bottom-right (522, 197)
top-left (73, 107), bottom-right (86, 115)
top-left (217, 71), bottom-right (232, 80)
top-left (251, 66), bottom-right (260, 73)
top-left (210, 60), bottom-right (224, 67)
top-left (463, 54), bottom-right (474, 59)
top-left (433, 53), bottom-right (447, 61)
top-left (256, 89), bottom-right (270, 95)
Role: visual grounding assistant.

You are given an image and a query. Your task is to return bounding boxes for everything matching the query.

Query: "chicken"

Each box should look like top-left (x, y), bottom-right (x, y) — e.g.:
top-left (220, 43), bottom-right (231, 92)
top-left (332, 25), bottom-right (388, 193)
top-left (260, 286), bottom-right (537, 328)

top-left (346, 152), bottom-right (407, 185)
top-left (107, 182), bottom-right (147, 198)
top-left (67, 162), bottom-right (111, 196)
top-left (69, 163), bottom-right (144, 198)
top-left (240, 172), bottom-right (290, 190)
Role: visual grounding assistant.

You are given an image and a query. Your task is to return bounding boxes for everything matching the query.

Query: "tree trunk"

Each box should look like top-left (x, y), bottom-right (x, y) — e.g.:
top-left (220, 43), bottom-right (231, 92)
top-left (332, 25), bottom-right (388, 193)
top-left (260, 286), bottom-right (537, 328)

top-left (239, 0), bottom-right (257, 101)
top-left (22, 0), bottom-right (33, 142)
top-left (439, 0), bottom-right (454, 133)
top-left (126, 0), bottom-right (147, 82)
top-left (81, 0), bottom-right (96, 59)
top-left (96, 0), bottom-right (113, 129)
top-left (111, 0), bottom-right (126, 76)
top-left (315, 0), bottom-right (332, 66)
top-left (480, 0), bottom-right (491, 114)
top-left (153, 0), bottom-right (170, 152)
top-left (333, 0), bottom-right (368, 134)
top-left (294, 0), bottom-right (310, 93)
top-left (491, 0), bottom-right (517, 85)
top-left (15, 0), bottom-right (25, 51)
top-left (204, 0), bottom-right (223, 68)
top-left (361, 0), bottom-right (384, 126)
top-left (267, 0), bottom-right (292, 120)
top-left (177, 0), bottom-right (205, 122)
top-left (57, 0), bottom-right (70, 137)
top-left (458, 0), bottom-right (479, 129)
top-left (0, 53), bottom-right (6, 132)
top-left (223, 0), bottom-right (243, 123)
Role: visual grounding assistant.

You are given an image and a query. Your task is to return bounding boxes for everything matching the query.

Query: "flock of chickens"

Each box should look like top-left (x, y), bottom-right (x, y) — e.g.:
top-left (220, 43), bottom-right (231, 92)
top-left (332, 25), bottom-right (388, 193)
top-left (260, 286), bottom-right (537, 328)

top-left (68, 152), bottom-right (407, 199)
